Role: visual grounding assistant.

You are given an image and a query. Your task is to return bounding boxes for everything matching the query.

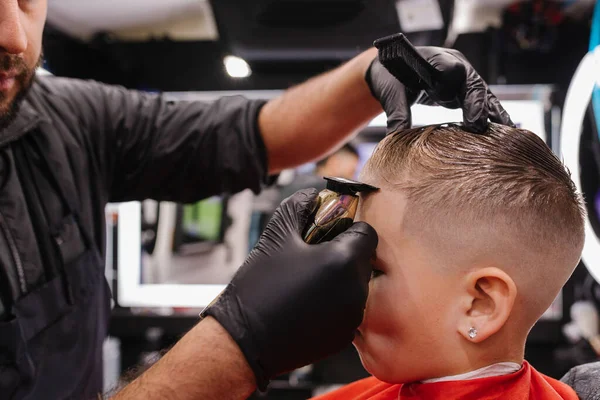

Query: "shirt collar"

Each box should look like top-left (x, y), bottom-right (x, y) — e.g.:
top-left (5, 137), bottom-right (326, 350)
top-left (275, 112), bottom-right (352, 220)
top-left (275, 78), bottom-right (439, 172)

top-left (421, 362), bottom-right (522, 383)
top-left (0, 81), bottom-right (50, 148)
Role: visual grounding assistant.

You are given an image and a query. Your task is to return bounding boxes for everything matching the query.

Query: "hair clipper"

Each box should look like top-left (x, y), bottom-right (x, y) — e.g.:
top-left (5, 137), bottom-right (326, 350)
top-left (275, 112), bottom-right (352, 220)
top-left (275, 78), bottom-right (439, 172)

top-left (303, 177), bottom-right (379, 244)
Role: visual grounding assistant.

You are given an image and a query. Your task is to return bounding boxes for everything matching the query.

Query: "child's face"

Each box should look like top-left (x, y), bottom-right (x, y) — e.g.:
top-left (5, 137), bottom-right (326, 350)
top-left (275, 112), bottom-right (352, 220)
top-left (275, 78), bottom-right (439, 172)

top-left (354, 187), bottom-right (465, 383)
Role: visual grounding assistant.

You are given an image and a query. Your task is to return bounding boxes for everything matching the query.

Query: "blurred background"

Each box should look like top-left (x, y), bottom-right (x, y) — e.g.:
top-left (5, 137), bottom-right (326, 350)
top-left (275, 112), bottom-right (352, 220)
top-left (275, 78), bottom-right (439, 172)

top-left (39, 0), bottom-right (600, 397)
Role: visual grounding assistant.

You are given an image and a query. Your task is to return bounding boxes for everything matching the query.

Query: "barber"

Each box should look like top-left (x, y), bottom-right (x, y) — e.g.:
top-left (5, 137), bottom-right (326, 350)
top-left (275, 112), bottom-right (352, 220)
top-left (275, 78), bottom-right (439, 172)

top-left (111, 49), bottom-right (514, 400)
top-left (0, 1), bottom-right (512, 399)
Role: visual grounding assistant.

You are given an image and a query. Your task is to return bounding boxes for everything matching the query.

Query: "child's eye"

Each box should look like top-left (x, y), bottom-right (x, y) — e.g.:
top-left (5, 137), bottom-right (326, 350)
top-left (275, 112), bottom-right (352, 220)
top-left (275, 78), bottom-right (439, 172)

top-left (371, 269), bottom-right (384, 278)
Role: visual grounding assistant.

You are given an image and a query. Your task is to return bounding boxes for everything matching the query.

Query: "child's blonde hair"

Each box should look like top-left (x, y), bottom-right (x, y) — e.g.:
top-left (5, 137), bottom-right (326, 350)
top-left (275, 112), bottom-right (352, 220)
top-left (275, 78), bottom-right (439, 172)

top-left (362, 123), bottom-right (585, 325)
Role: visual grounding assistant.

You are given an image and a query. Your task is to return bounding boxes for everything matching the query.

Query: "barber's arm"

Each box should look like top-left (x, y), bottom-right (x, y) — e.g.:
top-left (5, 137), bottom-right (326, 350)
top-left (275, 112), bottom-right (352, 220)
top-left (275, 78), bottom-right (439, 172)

top-left (45, 43), bottom-right (510, 204)
top-left (66, 57), bottom-right (382, 202)
top-left (258, 49), bottom-right (380, 171)
top-left (259, 43), bottom-right (515, 173)
top-left (365, 47), bottom-right (515, 134)
top-left (111, 317), bottom-right (256, 400)
top-left (41, 63), bottom-right (374, 203)
top-left (40, 76), bottom-right (271, 203)
top-left (111, 189), bottom-right (378, 399)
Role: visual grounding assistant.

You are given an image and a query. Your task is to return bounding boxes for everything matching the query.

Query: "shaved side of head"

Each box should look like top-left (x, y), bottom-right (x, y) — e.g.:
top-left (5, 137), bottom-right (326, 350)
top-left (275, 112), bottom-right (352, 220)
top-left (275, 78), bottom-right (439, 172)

top-left (361, 123), bottom-right (586, 328)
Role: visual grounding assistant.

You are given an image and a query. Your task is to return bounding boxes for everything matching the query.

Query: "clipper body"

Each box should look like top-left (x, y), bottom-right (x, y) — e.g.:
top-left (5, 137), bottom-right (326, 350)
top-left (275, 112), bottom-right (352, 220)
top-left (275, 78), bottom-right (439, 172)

top-left (303, 177), bottom-right (378, 244)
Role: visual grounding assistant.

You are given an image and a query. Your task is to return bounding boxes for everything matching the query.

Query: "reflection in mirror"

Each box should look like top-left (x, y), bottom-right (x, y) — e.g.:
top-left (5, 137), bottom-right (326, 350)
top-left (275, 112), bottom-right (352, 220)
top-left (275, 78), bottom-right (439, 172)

top-left (110, 190), bottom-right (254, 309)
top-left (140, 196), bottom-right (233, 285)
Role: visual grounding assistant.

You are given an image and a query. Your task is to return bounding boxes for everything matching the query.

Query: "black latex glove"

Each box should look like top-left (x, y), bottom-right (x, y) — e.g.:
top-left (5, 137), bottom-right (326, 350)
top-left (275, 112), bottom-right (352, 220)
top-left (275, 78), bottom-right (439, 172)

top-left (366, 46), bottom-right (515, 134)
top-left (200, 189), bottom-right (378, 391)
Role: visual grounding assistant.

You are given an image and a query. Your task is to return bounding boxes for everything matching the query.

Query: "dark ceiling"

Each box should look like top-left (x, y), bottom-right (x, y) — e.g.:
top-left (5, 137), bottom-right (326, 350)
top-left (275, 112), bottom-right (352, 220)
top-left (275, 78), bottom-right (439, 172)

top-left (41, 0), bottom-right (591, 95)
top-left (42, 0), bottom-right (455, 91)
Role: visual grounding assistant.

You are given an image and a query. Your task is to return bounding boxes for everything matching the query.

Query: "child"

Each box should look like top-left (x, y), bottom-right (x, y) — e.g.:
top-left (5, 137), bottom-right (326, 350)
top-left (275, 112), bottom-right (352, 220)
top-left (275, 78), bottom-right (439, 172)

top-left (313, 123), bottom-right (585, 399)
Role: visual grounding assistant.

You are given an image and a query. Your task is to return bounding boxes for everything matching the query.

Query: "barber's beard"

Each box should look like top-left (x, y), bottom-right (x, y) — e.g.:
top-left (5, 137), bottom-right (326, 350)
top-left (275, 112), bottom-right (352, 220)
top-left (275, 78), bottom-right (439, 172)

top-left (0, 54), bottom-right (42, 131)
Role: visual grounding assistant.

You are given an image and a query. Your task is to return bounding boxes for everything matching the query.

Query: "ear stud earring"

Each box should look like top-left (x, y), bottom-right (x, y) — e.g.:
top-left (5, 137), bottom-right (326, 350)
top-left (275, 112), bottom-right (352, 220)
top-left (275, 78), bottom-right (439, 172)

top-left (468, 327), bottom-right (478, 339)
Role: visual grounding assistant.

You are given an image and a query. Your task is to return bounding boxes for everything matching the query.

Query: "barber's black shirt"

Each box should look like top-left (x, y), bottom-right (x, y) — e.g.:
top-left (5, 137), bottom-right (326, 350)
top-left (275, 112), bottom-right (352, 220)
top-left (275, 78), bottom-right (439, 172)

top-left (0, 76), bottom-right (270, 399)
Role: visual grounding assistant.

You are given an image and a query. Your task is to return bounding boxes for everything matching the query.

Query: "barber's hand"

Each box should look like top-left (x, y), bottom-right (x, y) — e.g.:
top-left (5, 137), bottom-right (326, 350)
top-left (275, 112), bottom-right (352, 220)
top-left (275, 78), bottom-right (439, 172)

top-left (366, 46), bottom-right (515, 133)
top-left (201, 189), bottom-right (378, 391)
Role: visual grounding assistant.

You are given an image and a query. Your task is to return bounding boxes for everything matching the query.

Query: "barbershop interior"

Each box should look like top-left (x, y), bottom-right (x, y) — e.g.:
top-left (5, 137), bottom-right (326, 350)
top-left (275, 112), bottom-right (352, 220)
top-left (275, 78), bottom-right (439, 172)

top-left (23, 0), bottom-right (600, 398)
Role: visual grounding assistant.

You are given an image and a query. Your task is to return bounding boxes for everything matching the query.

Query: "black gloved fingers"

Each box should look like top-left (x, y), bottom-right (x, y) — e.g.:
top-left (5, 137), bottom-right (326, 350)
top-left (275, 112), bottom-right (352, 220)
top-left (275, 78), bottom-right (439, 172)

top-left (205, 197), bottom-right (376, 388)
top-left (279, 187), bottom-right (319, 218)
top-left (486, 89), bottom-right (516, 127)
top-left (247, 188), bottom-right (318, 260)
top-left (366, 58), bottom-right (413, 133)
top-left (413, 90), bottom-right (435, 107)
top-left (405, 86), bottom-right (423, 106)
top-left (417, 46), bottom-right (508, 133)
top-left (330, 221), bottom-right (378, 253)
top-left (272, 188), bottom-right (319, 235)
top-left (287, 188), bottom-right (320, 234)
top-left (364, 57), bottom-right (379, 98)
top-left (415, 47), bottom-right (465, 107)
top-left (461, 79), bottom-right (490, 134)
top-left (385, 88), bottom-right (412, 134)
top-left (329, 221), bottom-right (378, 284)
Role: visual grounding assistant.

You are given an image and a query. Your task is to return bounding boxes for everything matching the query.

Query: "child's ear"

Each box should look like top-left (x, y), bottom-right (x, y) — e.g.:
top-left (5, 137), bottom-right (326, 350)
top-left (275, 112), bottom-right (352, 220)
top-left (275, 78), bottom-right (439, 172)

top-left (456, 267), bottom-right (517, 343)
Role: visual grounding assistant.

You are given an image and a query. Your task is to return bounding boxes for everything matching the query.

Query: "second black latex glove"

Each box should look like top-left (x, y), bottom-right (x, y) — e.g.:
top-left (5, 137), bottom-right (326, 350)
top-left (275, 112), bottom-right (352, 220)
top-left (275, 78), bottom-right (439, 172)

top-left (201, 189), bottom-right (378, 391)
top-left (366, 46), bottom-right (515, 134)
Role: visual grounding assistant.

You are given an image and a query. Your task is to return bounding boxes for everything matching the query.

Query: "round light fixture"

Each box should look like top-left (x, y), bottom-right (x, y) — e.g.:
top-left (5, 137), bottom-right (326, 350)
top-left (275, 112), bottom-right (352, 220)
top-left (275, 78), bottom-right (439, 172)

top-left (224, 55), bottom-right (251, 78)
top-left (560, 45), bottom-right (600, 284)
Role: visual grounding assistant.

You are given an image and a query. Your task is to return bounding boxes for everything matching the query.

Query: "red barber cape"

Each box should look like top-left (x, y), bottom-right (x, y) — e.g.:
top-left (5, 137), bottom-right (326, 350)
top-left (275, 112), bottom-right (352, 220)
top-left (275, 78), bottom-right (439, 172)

top-left (311, 362), bottom-right (578, 400)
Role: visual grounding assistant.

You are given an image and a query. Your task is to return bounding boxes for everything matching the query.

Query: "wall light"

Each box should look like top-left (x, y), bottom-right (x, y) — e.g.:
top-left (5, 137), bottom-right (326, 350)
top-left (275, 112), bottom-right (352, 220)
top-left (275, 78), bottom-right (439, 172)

top-left (560, 45), bottom-right (600, 284)
top-left (224, 55), bottom-right (251, 78)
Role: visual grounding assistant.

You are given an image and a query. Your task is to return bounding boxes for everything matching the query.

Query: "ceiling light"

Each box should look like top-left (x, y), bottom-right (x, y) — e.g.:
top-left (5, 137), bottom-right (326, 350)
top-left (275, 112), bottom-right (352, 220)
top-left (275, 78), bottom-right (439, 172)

top-left (224, 55), bottom-right (251, 78)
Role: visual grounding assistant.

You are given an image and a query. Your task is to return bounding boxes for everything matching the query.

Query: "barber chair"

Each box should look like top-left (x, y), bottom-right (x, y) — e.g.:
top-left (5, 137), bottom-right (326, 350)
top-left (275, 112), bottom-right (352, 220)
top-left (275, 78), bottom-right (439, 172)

top-left (561, 361), bottom-right (600, 399)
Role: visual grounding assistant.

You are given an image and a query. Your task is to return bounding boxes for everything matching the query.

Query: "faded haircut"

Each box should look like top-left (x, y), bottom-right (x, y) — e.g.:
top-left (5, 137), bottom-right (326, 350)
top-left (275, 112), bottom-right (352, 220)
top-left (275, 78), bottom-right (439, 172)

top-left (361, 123), bottom-right (586, 319)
